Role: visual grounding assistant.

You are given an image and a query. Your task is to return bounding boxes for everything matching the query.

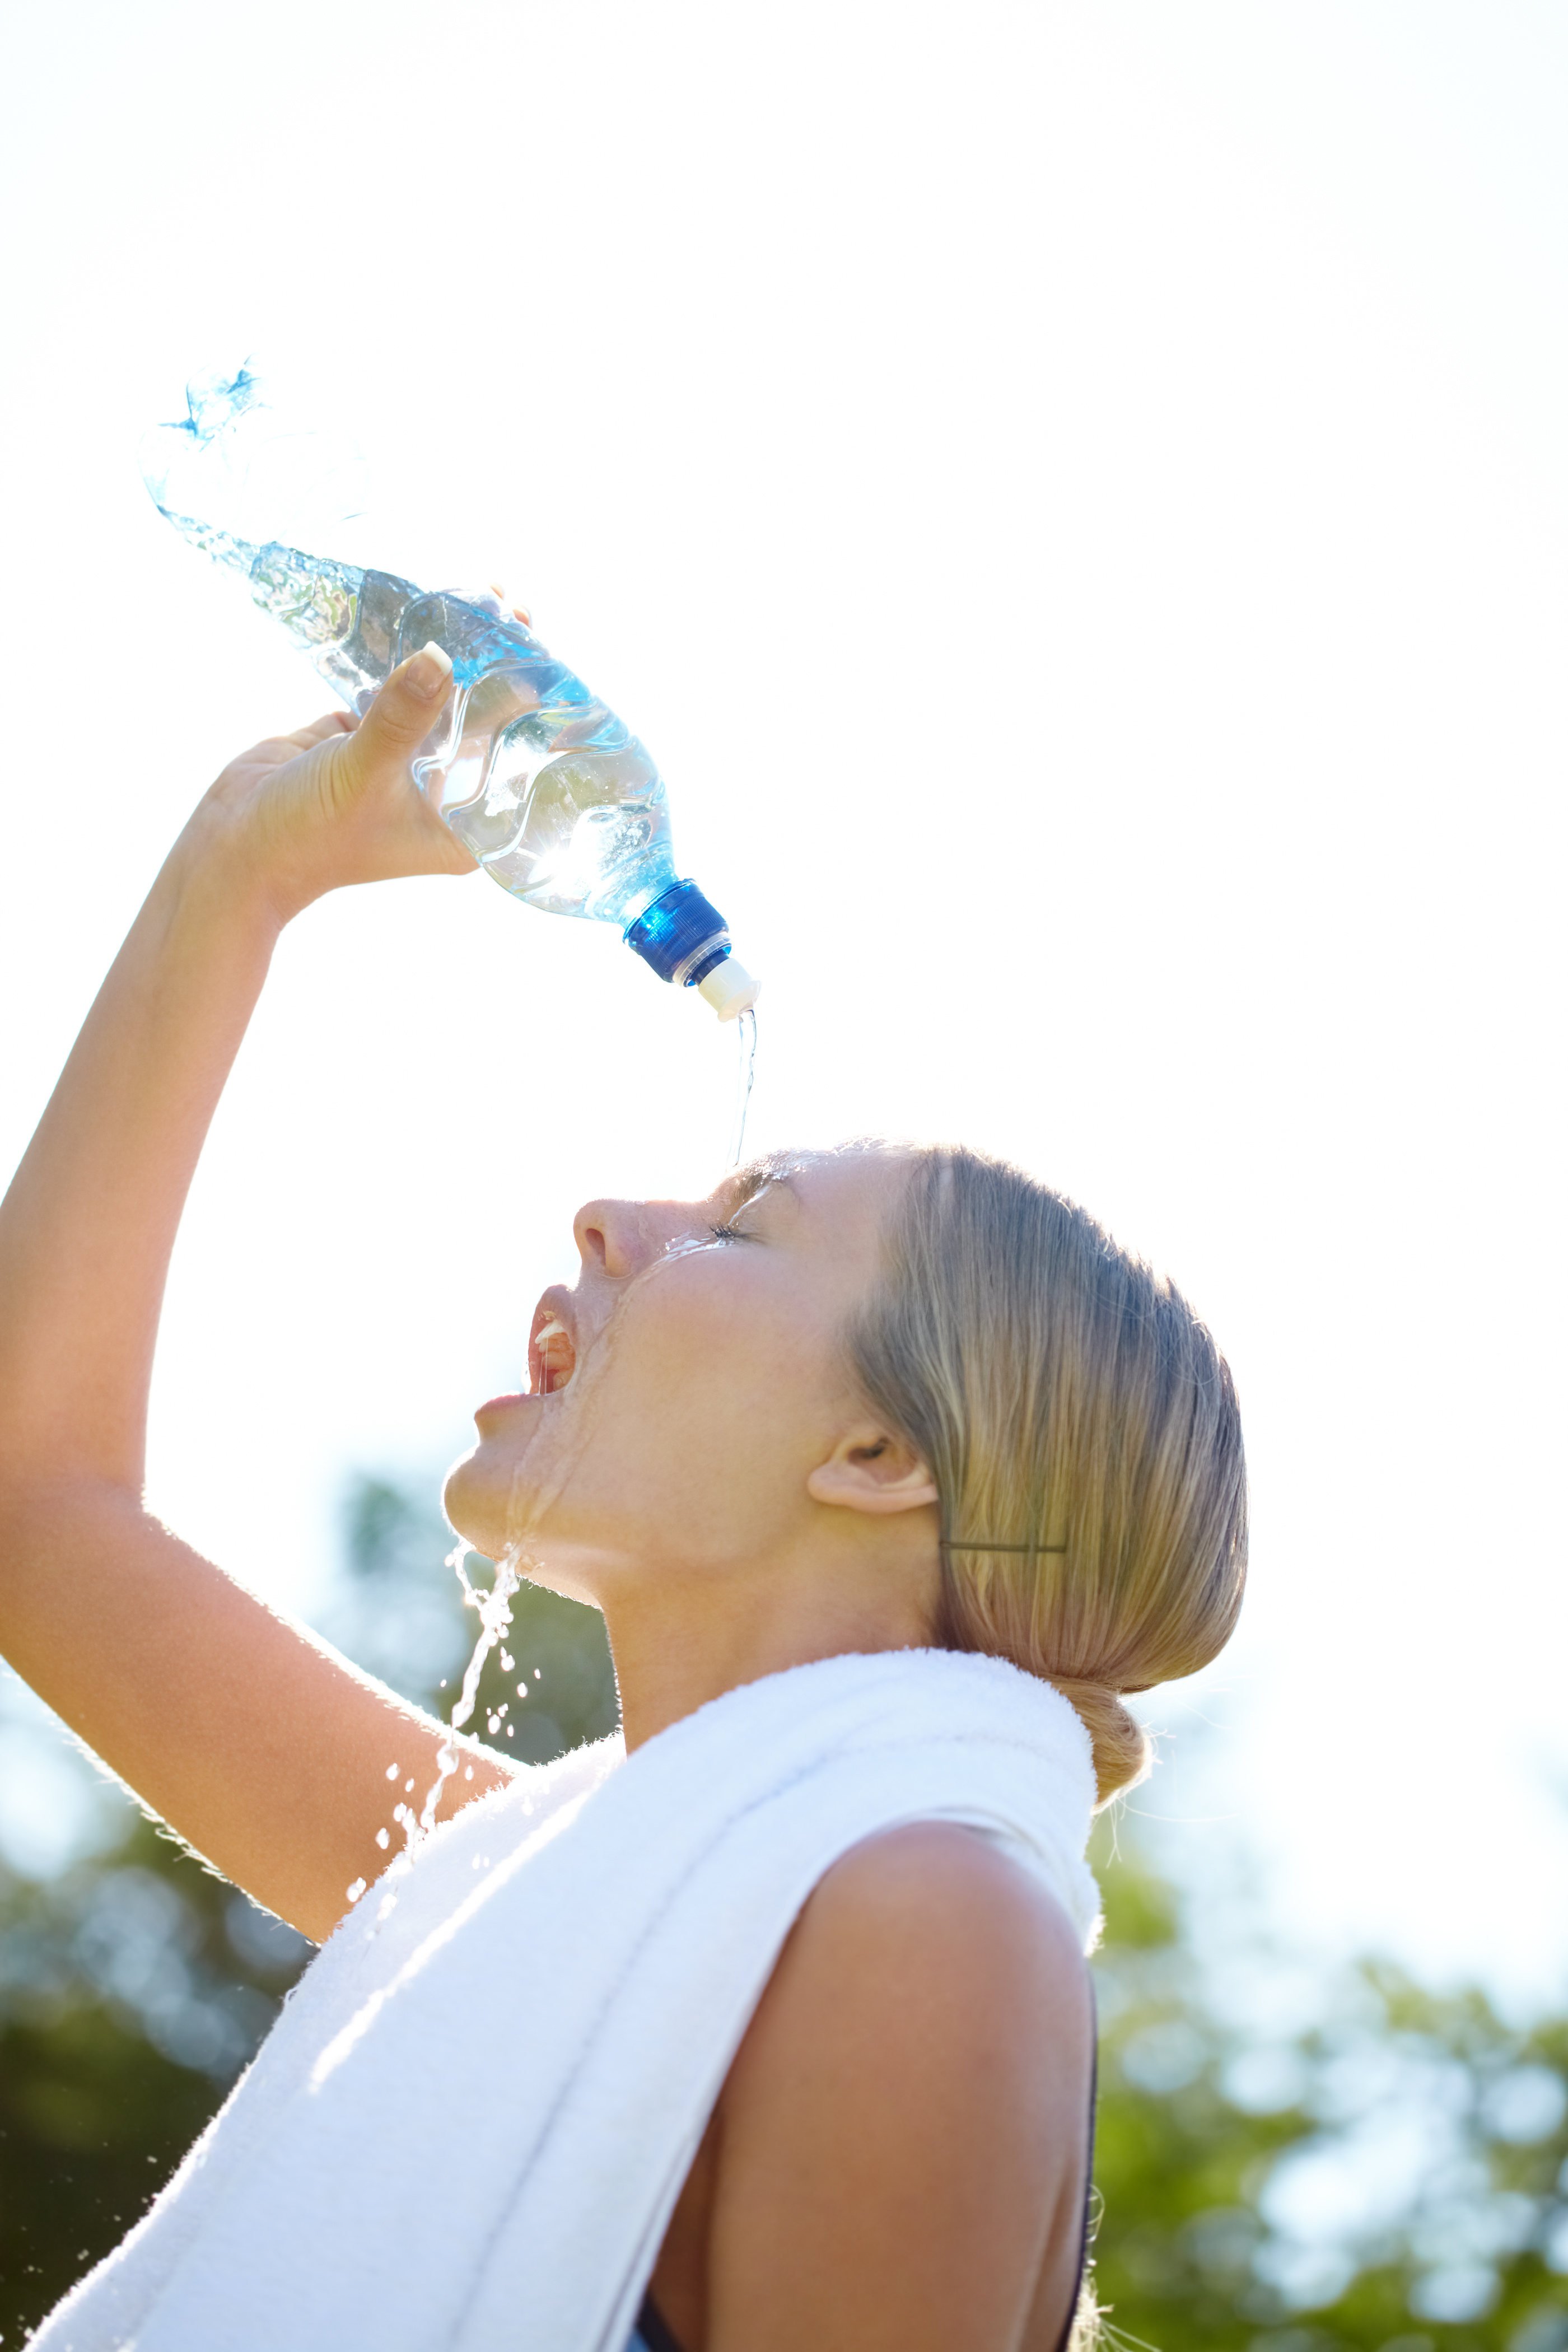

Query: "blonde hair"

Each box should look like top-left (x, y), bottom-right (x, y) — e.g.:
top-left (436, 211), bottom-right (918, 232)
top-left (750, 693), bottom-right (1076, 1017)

top-left (848, 1147), bottom-right (1247, 1806)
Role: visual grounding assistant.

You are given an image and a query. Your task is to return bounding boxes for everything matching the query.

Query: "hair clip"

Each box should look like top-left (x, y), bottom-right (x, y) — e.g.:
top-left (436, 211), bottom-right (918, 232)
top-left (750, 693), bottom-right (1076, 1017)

top-left (937, 1538), bottom-right (1068, 1555)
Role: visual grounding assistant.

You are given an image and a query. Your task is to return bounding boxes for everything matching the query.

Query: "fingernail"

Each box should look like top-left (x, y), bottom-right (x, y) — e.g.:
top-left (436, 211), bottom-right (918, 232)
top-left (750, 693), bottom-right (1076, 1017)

top-left (407, 641), bottom-right (454, 700)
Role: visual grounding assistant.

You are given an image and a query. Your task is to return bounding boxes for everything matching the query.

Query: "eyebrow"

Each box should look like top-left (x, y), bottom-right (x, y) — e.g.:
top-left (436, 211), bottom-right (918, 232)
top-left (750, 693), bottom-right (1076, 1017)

top-left (724, 1158), bottom-right (800, 1215)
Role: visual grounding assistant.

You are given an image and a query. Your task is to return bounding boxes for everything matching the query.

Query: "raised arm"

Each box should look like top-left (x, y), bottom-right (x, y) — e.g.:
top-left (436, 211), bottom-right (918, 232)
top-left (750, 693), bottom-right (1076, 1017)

top-left (0, 647), bottom-right (514, 1943)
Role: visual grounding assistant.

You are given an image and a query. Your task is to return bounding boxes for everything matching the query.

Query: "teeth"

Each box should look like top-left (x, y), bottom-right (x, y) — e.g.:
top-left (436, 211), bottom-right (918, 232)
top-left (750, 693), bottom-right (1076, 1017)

top-left (535, 1313), bottom-right (575, 1394)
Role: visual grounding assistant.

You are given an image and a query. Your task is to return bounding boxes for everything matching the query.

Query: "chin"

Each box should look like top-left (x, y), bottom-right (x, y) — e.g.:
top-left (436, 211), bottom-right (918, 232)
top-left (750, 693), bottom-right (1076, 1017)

top-left (441, 1447), bottom-right (504, 1557)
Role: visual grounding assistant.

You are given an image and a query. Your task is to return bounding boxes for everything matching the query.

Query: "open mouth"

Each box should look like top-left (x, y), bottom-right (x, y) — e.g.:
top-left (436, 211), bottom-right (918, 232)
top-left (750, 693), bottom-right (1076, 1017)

top-left (529, 1306), bottom-right (578, 1395)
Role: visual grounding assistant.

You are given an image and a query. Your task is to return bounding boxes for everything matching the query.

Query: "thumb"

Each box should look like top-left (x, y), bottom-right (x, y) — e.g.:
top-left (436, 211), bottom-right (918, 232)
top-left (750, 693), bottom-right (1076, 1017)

top-left (353, 642), bottom-right (455, 769)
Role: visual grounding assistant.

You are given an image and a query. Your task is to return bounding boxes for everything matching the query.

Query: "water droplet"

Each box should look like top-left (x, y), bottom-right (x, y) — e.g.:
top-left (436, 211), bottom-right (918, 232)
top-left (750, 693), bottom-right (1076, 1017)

top-left (385, 1763), bottom-right (399, 1781)
top-left (346, 1878), bottom-right (367, 1903)
top-left (404, 1778), bottom-right (414, 1793)
top-left (375, 1827), bottom-right (390, 1850)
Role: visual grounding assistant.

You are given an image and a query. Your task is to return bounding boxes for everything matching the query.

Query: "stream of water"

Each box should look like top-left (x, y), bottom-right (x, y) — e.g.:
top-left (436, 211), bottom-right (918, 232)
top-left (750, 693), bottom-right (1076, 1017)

top-left (731, 1007), bottom-right (758, 1168)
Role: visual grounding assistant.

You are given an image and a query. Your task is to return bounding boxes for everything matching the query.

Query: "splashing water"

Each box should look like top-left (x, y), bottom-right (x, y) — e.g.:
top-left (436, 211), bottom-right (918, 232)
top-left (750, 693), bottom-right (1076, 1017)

top-left (140, 360), bottom-right (370, 550)
top-left (350, 1538), bottom-right (523, 1919)
top-left (360, 1539), bottom-right (522, 1915)
top-left (730, 1007), bottom-right (758, 1168)
top-left (411, 1538), bottom-right (524, 1842)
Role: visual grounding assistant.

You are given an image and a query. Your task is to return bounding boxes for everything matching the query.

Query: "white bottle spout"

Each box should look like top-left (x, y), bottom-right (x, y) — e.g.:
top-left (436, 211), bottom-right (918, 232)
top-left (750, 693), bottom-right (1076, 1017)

top-left (697, 958), bottom-right (761, 1021)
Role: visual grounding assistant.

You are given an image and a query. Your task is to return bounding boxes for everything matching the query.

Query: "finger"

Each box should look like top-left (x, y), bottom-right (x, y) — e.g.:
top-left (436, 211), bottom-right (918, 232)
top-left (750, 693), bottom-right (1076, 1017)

top-left (352, 643), bottom-right (454, 769)
top-left (290, 710), bottom-right (358, 750)
top-left (486, 577), bottom-right (534, 628)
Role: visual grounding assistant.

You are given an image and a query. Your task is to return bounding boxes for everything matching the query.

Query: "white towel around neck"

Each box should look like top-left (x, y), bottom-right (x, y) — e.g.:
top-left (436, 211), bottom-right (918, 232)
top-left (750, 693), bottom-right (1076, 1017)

top-left (35, 1648), bottom-right (1102, 2352)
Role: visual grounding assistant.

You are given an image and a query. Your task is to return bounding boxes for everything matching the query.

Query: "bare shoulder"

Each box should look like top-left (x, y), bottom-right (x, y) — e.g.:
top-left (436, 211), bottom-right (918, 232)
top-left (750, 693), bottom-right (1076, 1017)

top-left (735, 1820), bottom-right (1093, 2131)
top-left (799, 1819), bottom-right (1093, 2003)
top-left (702, 1824), bottom-right (1093, 2352)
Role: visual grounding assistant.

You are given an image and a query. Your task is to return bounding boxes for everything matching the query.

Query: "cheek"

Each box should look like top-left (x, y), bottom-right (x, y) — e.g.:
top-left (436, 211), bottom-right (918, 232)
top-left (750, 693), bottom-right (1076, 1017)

top-left (614, 1266), bottom-right (829, 1458)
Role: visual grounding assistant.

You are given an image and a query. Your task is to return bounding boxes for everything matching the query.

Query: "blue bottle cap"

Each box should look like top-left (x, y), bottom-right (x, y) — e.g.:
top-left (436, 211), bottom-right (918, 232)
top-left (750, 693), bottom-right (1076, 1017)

top-left (623, 879), bottom-right (731, 988)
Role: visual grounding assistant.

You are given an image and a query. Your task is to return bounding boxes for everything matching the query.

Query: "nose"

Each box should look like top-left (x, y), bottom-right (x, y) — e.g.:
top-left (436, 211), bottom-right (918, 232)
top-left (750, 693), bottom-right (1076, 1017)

top-left (573, 1196), bottom-right (656, 1279)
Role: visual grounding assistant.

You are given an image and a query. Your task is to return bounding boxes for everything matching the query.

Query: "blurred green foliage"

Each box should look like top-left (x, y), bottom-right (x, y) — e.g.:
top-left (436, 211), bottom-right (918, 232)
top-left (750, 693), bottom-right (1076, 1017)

top-left (1085, 1814), bottom-right (1568, 2352)
top-left (0, 1815), bottom-right (308, 2340)
top-left (2, 1475), bottom-right (1565, 2351)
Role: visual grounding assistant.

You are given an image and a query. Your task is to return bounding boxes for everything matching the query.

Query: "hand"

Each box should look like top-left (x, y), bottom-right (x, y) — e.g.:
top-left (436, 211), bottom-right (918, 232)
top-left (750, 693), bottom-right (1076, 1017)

top-left (192, 643), bottom-right (477, 925)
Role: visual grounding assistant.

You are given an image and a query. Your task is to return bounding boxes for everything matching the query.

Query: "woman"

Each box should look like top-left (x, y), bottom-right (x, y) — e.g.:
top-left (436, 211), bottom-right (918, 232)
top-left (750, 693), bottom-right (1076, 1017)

top-left (0, 645), bottom-right (1247, 2352)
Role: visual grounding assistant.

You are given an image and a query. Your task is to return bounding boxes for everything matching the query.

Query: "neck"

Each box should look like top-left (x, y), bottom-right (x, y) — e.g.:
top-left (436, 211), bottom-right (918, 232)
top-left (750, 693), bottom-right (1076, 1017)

top-left (600, 1539), bottom-right (939, 1751)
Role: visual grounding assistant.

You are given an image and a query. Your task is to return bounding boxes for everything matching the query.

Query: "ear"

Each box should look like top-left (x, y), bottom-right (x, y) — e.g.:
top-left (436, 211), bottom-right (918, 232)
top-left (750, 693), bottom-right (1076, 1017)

top-left (806, 1428), bottom-right (940, 1518)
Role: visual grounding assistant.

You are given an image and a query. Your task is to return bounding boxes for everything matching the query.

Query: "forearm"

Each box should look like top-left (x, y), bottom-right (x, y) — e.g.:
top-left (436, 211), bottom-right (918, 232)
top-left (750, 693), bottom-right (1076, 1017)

top-left (0, 803), bottom-right (282, 1489)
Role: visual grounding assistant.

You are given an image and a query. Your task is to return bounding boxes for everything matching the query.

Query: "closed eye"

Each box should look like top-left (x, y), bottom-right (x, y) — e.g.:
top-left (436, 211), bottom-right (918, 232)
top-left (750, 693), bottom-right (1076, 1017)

top-left (708, 1220), bottom-right (753, 1243)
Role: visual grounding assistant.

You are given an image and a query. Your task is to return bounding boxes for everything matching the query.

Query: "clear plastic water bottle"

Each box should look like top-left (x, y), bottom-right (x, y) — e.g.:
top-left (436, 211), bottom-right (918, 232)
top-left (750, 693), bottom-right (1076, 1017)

top-left (142, 368), bottom-right (759, 1020)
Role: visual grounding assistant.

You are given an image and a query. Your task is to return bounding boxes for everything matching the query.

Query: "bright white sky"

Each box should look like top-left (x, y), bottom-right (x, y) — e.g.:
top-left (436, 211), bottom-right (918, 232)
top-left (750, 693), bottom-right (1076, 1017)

top-left (1, 1), bottom-right (1565, 2006)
